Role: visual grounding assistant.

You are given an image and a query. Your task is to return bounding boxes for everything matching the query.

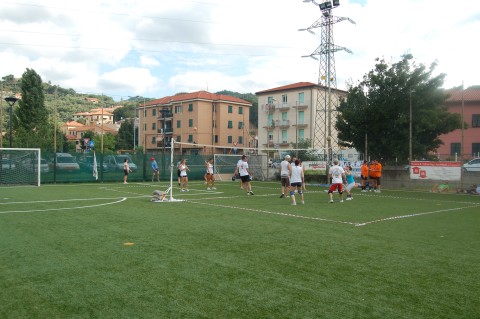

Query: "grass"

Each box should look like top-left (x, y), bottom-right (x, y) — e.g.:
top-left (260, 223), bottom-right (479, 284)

top-left (1, 181), bottom-right (479, 318)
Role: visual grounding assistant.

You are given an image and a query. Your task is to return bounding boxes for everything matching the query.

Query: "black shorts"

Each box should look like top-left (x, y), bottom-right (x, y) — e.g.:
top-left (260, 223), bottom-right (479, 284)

top-left (240, 175), bottom-right (250, 183)
top-left (177, 169), bottom-right (181, 177)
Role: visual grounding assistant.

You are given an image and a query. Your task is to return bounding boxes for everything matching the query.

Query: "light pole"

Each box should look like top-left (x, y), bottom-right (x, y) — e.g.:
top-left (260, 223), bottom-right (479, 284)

top-left (295, 101), bottom-right (298, 158)
top-left (409, 91), bottom-right (412, 162)
top-left (4, 96), bottom-right (18, 148)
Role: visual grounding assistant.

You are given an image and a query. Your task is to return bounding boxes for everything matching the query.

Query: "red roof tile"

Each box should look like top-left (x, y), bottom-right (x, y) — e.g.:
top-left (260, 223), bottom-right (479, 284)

top-left (255, 82), bottom-right (318, 94)
top-left (145, 91), bottom-right (251, 106)
top-left (445, 89), bottom-right (480, 102)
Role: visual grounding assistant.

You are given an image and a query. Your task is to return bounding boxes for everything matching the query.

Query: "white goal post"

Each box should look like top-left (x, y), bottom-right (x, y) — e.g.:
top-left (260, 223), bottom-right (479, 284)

top-left (0, 148), bottom-right (42, 186)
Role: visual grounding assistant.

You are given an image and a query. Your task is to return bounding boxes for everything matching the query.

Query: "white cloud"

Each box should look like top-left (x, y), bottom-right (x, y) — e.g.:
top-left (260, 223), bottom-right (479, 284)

top-left (0, 0), bottom-right (479, 101)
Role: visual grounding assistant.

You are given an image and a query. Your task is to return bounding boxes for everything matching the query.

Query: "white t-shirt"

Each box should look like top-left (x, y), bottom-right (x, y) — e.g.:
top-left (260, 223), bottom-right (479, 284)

top-left (329, 165), bottom-right (345, 184)
top-left (290, 165), bottom-right (303, 184)
top-left (206, 162), bottom-right (213, 174)
top-left (237, 160), bottom-right (249, 176)
top-left (280, 160), bottom-right (290, 177)
top-left (180, 164), bottom-right (187, 177)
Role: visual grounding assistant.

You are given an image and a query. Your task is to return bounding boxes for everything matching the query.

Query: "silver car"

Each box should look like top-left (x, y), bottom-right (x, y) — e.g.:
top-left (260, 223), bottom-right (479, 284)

top-left (463, 158), bottom-right (480, 172)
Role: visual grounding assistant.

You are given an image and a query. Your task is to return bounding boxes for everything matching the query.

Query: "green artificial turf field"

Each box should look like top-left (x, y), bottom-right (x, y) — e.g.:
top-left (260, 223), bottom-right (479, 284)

top-left (1, 181), bottom-right (479, 318)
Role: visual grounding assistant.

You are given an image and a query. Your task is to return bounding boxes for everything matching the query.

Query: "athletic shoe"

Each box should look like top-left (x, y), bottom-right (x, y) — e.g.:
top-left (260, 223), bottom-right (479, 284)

top-left (291, 202), bottom-right (296, 206)
top-left (339, 200), bottom-right (344, 203)
top-left (247, 192), bottom-right (251, 196)
top-left (207, 187), bottom-right (211, 190)
top-left (124, 182), bottom-right (128, 184)
top-left (212, 187), bottom-right (216, 190)
top-left (329, 200), bottom-right (334, 203)
top-left (249, 191), bottom-right (254, 195)
top-left (186, 189), bottom-right (189, 192)
top-left (280, 194), bottom-right (285, 198)
top-left (376, 190), bottom-right (381, 193)
top-left (180, 189), bottom-right (185, 192)
top-left (301, 201), bottom-right (305, 204)
top-left (346, 197), bottom-right (352, 201)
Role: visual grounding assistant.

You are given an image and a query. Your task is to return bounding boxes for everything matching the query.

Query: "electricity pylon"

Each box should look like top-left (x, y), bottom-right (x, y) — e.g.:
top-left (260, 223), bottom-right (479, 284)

top-left (299, 0), bottom-right (354, 161)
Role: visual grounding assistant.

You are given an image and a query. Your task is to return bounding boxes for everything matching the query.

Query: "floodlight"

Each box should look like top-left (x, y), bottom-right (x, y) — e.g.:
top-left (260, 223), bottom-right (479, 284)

top-left (333, 0), bottom-right (340, 7)
top-left (319, 2), bottom-right (326, 10)
top-left (324, 1), bottom-right (332, 9)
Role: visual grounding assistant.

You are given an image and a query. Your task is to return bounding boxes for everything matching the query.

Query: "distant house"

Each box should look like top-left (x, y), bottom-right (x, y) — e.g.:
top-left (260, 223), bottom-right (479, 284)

top-left (436, 88), bottom-right (480, 160)
top-left (85, 97), bottom-right (99, 103)
top-left (61, 120), bottom-right (118, 152)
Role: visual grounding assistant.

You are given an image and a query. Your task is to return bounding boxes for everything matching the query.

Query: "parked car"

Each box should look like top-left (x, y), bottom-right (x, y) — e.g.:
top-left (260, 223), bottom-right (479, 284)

top-left (463, 158), bottom-right (480, 172)
top-left (53, 153), bottom-right (80, 171)
top-left (21, 158), bottom-right (49, 173)
top-left (1, 158), bottom-right (16, 171)
top-left (106, 155), bottom-right (137, 171)
top-left (78, 155), bottom-right (108, 172)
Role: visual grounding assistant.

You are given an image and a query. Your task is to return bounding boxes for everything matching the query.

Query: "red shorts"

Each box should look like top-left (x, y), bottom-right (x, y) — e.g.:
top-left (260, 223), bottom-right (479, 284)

top-left (329, 183), bottom-right (343, 193)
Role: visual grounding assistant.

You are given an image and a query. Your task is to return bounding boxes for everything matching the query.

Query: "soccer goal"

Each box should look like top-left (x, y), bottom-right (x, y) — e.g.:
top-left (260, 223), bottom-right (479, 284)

top-left (0, 148), bottom-right (42, 186)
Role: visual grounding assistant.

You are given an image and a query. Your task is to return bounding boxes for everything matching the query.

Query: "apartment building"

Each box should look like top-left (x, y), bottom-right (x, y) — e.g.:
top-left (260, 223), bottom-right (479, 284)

top-left (255, 82), bottom-right (347, 153)
top-left (138, 91), bottom-right (251, 155)
top-left (436, 88), bottom-right (480, 160)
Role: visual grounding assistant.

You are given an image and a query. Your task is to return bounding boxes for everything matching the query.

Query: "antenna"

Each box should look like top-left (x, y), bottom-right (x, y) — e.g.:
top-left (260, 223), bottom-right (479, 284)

top-left (299, 0), bottom-right (355, 162)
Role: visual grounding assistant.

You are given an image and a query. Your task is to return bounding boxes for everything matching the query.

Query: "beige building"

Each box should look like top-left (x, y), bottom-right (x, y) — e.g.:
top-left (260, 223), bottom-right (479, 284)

top-left (138, 91), bottom-right (252, 155)
top-left (256, 82), bottom-right (346, 153)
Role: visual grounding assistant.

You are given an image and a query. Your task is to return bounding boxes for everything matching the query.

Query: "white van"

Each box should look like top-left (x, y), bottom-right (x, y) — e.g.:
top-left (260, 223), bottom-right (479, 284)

top-left (54, 153), bottom-right (80, 171)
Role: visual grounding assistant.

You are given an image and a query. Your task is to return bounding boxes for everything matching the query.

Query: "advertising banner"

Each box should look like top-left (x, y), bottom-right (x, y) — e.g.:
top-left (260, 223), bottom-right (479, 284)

top-left (409, 161), bottom-right (461, 181)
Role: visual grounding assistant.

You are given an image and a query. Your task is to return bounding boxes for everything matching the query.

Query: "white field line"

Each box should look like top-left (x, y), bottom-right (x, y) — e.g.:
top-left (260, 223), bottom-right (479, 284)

top-left (0, 197), bottom-right (127, 215)
top-left (187, 199), bottom-right (357, 226)
top-left (355, 204), bottom-right (480, 227)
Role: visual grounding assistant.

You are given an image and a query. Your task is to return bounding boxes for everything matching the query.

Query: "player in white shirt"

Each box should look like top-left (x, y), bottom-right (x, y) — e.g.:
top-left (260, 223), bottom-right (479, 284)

top-left (205, 158), bottom-right (216, 190)
top-left (234, 155), bottom-right (254, 195)
top-left (289, 159), bottom-right (305, 205)
top-left (279, 155), bottom-right (291, 198)
top-left (328, 159), bottom-right (346, 203)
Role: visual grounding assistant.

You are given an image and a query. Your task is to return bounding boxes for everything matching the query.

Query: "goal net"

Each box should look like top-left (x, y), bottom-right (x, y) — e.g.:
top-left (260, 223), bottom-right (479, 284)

top-left (0, 148), bottom-right (42, 186)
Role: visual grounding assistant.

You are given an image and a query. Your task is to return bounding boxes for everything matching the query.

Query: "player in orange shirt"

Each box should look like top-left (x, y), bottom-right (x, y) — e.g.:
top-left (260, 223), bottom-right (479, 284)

top-left (360, 160), bottom-right (369, 192)
top-left (370, 160), bottom-right (383, 193)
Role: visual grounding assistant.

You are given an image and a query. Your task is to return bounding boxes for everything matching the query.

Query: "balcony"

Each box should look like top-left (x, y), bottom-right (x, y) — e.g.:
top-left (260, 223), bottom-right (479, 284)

top-left (157, 128), bottom-right (173, 135)
top-left (278, 104), bottom-right (290, 111)
top-left (278, 120), bottom-right (290, 128)
top-left (295, 122), bottom-right (308, 128)
top-left (295, 104), bottom-right (308, 110)
top-left (264, 104), bottom-right (276, 113)
top-left (263, 121), bottom-right (276, 129)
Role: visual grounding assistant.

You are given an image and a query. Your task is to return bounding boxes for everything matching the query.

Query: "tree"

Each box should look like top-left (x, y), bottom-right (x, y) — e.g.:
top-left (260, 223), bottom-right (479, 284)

top-left (12, 69), bottom-right (54, 149)
top-left (93, 133), bottom-right (116, 154)
top-left (116, 120), bottom-right (134, 150)
top-left (336, 54), bottom-right (462, 163)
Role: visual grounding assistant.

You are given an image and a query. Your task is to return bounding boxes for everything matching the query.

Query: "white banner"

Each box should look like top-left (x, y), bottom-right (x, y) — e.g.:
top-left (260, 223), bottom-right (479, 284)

top-left (409, 161), bottom-right (461, 181)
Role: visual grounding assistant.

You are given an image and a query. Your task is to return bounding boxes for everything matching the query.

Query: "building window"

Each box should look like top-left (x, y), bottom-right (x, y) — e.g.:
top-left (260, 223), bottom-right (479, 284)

top-left (239, 107), bottom-right (243, 115)
top-left (175, 105), bottom-right (182, 113)
top-left (177, 120), bottom-right (181, 128)
top-left (228, 136), bottom-right (232, 143)
top-left (152, 123), bottom-right (156, 130)
top-left (176, 135), bottom-right (181, 142)
top-left (268, 96), bottom-right (274, 104)
top-left (268, 131), bottom-right (273, 142)
top-left (472, 114), bottom-right (480, 127)
top-left (228, 121), bottom-right (233, 128)
top-left (213, 120), bottom-right (216, 128)
top-left (299, 129), bottom-right (305, 140)
top-left (450, 143), bottom-right (461, 156)
top-left (152, 109), bottom-right (157, 116)
top-left (298, 111), bottom-right (305, 124)
top-left (282, 94), bottom-right (287, 104)
top-left (238, 136), bottom-right (243, 144)
top-left (228, 105), bottom-right (233, 113)
top-left (214, 135), bottom-right (218, 143)
top-left (151, 136), bottom-right (156, 143)
top-left (282, 112), bottom-right (287, 121)
top-left (472, 143), bottom-right (480, 156)
top-left (188, 135), bottom-right (193, 142)
top-left (189, 119), bottom-right (193, 127)
top-left (298, 92), bottom-right (305, 104)
top-left (282, 130), bottom-right (287, 143)
top-left (188, 104), bottom-right (193, 112)
top-left (213, 104), bottom-right (216, 112)
top-left (238, 121), bottom-right (243, 129)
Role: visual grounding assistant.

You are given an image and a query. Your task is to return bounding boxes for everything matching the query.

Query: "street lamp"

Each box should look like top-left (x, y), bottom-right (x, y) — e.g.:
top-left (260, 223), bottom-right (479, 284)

top-left (4, 96), bottom-right (18, 148)
top-left (409, 90), bottom-right (414, 162)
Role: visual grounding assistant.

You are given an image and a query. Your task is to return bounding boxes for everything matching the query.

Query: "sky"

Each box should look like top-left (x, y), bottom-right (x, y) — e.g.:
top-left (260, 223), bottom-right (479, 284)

top-left (0, 0), bottom-right (479, 101)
